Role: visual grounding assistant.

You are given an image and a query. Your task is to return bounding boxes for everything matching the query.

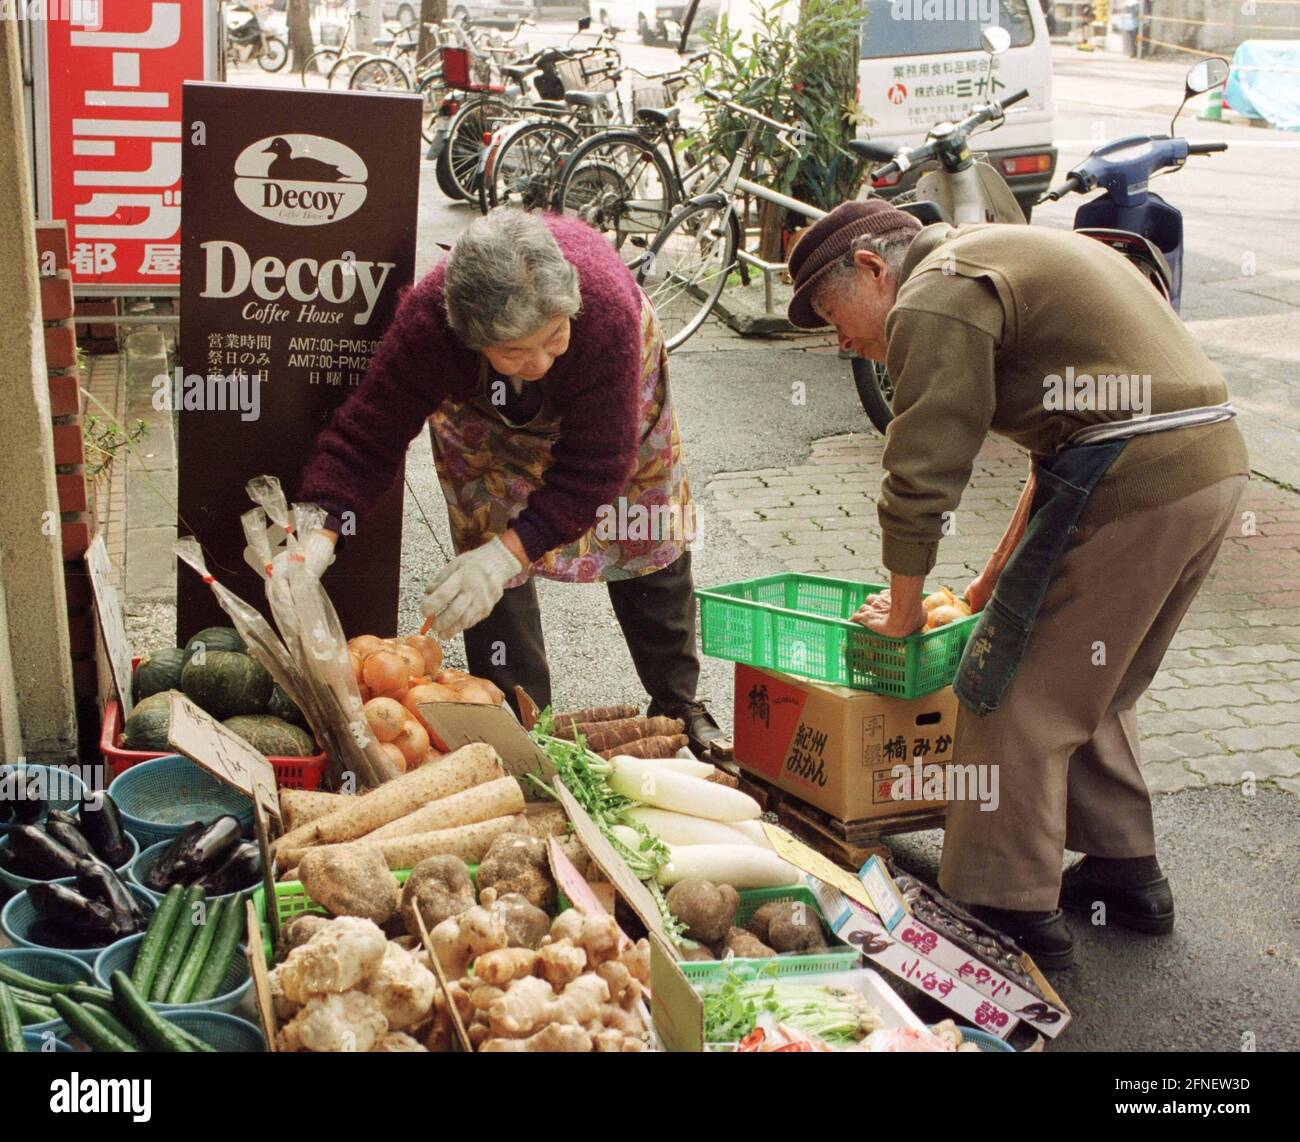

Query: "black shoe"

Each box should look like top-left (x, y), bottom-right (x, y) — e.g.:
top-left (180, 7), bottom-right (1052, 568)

top-left (648, 698), bottom-right (731, 759)
top-left (964, 905), bottom-right (1075, 971)
top-left (1059, 858), bottom-right (1175, 934)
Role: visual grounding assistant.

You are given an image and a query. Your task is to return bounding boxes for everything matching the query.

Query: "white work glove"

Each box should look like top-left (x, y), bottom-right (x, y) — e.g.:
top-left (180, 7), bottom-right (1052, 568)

top-left (268, 529), bottom-right (336, 583)
top-left (420, 537), bottom-right (522, 640)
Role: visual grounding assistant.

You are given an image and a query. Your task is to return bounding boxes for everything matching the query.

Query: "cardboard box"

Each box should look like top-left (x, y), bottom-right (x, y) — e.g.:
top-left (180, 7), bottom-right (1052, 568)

top-left (733, 664), bottom-right (960, 821)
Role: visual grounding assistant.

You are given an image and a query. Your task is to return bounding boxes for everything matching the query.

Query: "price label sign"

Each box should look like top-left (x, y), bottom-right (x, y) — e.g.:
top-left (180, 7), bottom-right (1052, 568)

top-left (165, 692), bottom-right (279, 822)
top-left (85, 534), bottom-right (134, 719)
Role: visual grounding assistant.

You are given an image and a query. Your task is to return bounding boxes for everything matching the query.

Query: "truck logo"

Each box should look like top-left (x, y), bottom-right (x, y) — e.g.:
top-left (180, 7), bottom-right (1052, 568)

top-left (887, 83), bottom-right (908, 105)
top-left (234, 134), bottom-right (369, 226)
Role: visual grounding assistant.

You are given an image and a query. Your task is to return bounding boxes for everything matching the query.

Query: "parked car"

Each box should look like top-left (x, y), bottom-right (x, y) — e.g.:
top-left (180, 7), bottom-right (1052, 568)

top-left (443, 0), bottom-right (536, 27)
top-left (594, 0), bottom-right (657, 39)
top-left (857, 0), bottom-right (1057, 217)
top-left (532, 0), bottom-right (593, 22)
top-left (639, 0), bottom-right (718, 45)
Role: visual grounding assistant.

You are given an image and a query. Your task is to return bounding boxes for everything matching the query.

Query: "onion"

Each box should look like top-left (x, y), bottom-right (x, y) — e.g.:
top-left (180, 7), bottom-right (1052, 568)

top-left (378, 741), bottom-right (408, 774)
top-left (362, 649), bottom-right (410, 694)
top-left (348, 651), bottom-right (363, 681)
top-left (926, 603), bottom-right (966, 629)
top-left (348, 634), bottom-right (386, 658)
top-left (923, 588), bottom-right (956, 613)
top-left (392, 718), bottom-right (430, 765)
top-left (454, 682), bottom-right (496, 705)
top-left (391, 643), bottom-right (425, 677)
top-left (436, 668), bottom-right (471, 686)
top-left (402, 634), bottom-right (444, 677)
top-left (362, 697), bottom-right (407, 743)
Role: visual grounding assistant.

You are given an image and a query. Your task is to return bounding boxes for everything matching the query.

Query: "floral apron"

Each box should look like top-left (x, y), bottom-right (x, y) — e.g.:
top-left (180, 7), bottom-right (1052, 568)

top-left (428, 294), bottom-right (694, 587)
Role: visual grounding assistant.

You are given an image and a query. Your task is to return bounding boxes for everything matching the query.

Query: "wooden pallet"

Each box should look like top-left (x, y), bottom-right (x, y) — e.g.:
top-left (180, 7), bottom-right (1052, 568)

top-left (734, 768), bottom-right (947, 870)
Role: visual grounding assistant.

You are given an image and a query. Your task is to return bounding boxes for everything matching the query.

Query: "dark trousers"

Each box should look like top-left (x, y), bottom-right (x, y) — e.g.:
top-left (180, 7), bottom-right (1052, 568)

top-left (462, 551), bottom-right (701, 716)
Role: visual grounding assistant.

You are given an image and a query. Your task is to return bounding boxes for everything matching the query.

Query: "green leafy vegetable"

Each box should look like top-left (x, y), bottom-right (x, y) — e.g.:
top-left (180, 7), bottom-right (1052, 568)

top-left (701, 968), bottom-right (886, 1047)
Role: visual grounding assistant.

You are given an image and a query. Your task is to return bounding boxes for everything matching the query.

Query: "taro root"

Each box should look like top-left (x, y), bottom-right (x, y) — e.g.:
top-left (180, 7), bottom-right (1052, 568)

top-left (665, 879), bottom-right (738, 944)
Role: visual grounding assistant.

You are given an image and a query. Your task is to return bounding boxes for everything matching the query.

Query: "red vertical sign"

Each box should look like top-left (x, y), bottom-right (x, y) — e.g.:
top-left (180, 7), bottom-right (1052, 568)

top-left (41, 0), bottom-right (211, 290)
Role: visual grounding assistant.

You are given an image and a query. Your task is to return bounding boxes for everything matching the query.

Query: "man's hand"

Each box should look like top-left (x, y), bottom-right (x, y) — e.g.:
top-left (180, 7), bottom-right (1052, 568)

top-left (421, 536), bottom-right (523, 640)
top-left (964, 571), bottom-right (995, 614)
top-left (851, 576), bottom-right (926, 638)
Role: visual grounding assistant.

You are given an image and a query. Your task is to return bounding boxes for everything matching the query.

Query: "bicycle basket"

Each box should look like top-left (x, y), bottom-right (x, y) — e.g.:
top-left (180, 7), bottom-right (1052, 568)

top-left (631, 74), bottom-right (687, 113)
top-left (441, 45), bottom-right (472, 89)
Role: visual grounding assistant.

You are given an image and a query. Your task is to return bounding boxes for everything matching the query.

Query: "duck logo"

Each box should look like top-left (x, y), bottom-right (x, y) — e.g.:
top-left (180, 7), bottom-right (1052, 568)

top-left (233, 134), bottom-right (368, 226)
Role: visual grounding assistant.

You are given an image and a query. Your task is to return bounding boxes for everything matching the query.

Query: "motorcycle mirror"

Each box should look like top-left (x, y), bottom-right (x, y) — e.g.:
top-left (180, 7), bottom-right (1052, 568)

top-left (577, 16), bottom-right (592, 31)
top-left (980, 26), bottom-right (1011, 56)
top-left (1185, 57), bottom-right (1229, 96)
top-left (1170, 56), bottom-right (1228, 135)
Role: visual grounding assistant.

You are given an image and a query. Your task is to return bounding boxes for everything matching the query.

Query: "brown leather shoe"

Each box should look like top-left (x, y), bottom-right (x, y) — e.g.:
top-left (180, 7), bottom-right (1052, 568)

top-left (648, 699), bottom-right (732, 759)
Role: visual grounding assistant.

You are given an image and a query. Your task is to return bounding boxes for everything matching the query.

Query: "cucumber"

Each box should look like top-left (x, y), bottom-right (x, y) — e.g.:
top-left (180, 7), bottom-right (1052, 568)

top-left (85, 1003), bottom-right (145, 1050)
top-left (167, 897), bottom-right (225, 1005)
top-left (108, 971), bottom-right (195, 1053)
top-left (14, 996), bottom-right (59, 1026)
top-left (51, 995), bottom-right (137, 1052)
top-left (0, 983), bottom-right (24, 1052)
top-left (0, 962), bottom-right (71, 998)
top-left (132, 883), bottom-right (186, 995)
top-left (188, 893), bottom-right (245, 1003)
top-left (149, 885), bottom-right (206, 1002)
top-left (66, 984), bottom-right (115, 1006)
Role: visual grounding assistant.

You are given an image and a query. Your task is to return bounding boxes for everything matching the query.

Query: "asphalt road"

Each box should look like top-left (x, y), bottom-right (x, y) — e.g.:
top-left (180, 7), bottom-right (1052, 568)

top-left (379, 33), bottom-right (1300, 1051)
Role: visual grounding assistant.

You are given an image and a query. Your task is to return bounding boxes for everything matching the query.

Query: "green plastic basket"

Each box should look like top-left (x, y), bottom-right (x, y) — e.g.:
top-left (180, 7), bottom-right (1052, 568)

top-left (696, 573), bottom-right (978, 697)
top-left (676, 884), bottom-right (861, 984)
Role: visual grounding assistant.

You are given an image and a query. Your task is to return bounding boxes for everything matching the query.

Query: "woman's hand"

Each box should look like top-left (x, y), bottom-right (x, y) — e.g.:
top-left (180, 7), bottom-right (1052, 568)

top-left (421, 536), bottom-right (524, 640)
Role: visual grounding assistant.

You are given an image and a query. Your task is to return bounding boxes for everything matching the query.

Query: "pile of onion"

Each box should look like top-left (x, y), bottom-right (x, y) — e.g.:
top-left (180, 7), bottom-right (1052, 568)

top-left (922, 587), bottom-right (973, 631)
top-left (346, 632), bottom-right (506, 772)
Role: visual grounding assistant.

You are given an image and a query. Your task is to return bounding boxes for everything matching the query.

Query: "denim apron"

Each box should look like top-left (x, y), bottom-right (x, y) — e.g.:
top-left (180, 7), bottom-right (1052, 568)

top-left (953, 403), bottom-right (1238, 716)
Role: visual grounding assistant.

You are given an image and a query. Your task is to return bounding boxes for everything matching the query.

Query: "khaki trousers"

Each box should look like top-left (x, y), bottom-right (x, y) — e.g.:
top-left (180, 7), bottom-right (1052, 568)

top-left (938, 474), bottom-right (1247, 911)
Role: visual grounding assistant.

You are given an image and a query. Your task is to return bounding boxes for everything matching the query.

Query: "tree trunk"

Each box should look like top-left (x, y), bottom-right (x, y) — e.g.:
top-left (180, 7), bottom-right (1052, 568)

top-left (758, 199), bottom-right (784, 264)
top-left (287, 0), bottom-right (314, 70)
top-left (418, 0), bottom-right (447, 62)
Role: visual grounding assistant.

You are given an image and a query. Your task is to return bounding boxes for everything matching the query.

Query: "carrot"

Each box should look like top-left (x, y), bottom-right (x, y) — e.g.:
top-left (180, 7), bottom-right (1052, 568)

top-left (358, 815), bottom-right (528, 867)
top-left (598, 734), bottom-right (690, 760)
top-left (362, 777), bottom-right (525, 842)
top-left (553, 705), bottom-right (638, 731)
top-left (274, 742), bottom-right (502, 852)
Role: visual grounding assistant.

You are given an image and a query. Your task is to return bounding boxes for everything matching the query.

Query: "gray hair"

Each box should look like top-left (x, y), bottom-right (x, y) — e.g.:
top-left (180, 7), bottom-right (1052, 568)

top-left (813, 230), bottom-right (916, 315)
top-left (443, 211), bottom-right (582, 349)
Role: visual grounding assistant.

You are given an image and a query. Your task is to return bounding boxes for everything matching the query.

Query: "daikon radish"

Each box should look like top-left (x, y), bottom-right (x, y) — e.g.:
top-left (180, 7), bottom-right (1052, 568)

top-left (729, 819), bottom-right (775, 848)
top-left (655, 844), bottom-right (799, 889)
top-left (362, 777), bottom-right (525, 841)
top-left (609, 825), bottom-right (644, 852)
top-left (608, 756), bottom-right (760, 822)
top-left (276, 742), bottom-right (502, 851)
top-left (625, 806), bottom-right (759, 847)
top-left (610, 753), bottom-right (715, 780)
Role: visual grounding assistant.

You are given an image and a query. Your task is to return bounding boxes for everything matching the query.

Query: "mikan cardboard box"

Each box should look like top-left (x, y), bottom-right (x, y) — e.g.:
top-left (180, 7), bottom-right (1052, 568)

top-left (733, 664), bottom-right (959, 822)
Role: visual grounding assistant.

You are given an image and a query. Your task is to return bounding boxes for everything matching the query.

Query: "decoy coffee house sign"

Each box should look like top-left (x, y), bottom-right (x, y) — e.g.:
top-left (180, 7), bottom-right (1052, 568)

top-left (177, 82), bottom-right (421, 638)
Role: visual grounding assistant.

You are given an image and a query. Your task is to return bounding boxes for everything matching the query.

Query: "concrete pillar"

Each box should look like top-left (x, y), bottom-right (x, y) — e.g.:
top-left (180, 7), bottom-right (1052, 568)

top-left (0, 14), bottom-right (78, 762)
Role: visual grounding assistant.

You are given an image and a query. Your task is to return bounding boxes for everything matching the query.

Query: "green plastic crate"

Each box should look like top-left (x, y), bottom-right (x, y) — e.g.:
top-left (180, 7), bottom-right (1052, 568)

top-left (696, 572), bottom-right (977, 698)
top-left (677, 884), bottom-right (861, 984)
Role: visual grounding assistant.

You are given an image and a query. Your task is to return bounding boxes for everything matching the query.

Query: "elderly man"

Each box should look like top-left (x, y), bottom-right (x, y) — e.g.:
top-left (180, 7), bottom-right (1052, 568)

top-left (788, 201), bottom-right (1248, 968)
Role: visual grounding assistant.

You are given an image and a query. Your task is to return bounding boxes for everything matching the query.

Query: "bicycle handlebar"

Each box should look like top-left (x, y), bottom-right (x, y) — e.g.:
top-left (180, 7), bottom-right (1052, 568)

top-left (699, 84), bottom-right (800, 140)
top-left (1187, 140), bottom-right (1228, 154)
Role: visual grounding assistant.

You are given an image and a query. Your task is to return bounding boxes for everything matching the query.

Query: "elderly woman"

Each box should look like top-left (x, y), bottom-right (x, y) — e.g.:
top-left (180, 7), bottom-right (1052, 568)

top-left (298, 210), bottom-right (727, 756)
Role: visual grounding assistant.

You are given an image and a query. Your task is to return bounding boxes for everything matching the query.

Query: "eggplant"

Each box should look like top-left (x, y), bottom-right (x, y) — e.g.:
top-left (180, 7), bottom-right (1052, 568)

top-left (5, 767), bottom-right (47, 825)
top-left (47, 809), bottom-right (79, 828)
top-left (6, 825), bottom-right (83, 879)
top-left (194, 841), bottom-right (262, 896)
top-left (43, 816), bottom-right (98, 864)
top-left (75, 858), bottom-right (144, 932)
top-left (27, 882), bottom-right (123, 945)
top-left (171, 815), bottom-right (242, 882)
top-left (143, 821), bottom-right (206, 891)
top-left (77, 791), bottom-right (132, 868)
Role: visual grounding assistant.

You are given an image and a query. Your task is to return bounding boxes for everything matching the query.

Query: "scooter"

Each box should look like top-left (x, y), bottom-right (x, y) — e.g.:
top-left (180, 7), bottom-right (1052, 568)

top-left (1039, 56), bottom-right (1230, 314)
top-left (847, 26), bottom-right (1029, 432)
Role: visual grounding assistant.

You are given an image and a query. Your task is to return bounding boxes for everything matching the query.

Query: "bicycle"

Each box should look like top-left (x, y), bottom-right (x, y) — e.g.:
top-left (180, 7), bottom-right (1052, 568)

top-left (635, 83), bottom-right (822, 351)
top-left (300, 6), bottom-right (361, 85)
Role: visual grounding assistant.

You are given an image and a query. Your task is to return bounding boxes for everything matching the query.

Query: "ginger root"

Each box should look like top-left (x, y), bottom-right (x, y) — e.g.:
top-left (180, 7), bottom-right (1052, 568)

top-left (473, 947), bottom-right (539, 988)
top-left (480, 1023), bottom-right (594, 1052)
top-left (537, 938), bottom-right (587, 988)
top-left (430, 904), bottom-right (507, 978)
top-left (488, 973), bottom-right (609, 1038)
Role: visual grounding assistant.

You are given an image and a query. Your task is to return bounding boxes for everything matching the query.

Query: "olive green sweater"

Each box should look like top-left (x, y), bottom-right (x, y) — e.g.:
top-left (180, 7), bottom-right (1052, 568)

top-left (878, 223), bottom-right (1250, 575)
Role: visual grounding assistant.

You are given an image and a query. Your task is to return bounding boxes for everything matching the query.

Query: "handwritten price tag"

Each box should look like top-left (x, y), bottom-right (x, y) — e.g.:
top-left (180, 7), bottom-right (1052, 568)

top-left (166, 692), bottom-right (279, 822)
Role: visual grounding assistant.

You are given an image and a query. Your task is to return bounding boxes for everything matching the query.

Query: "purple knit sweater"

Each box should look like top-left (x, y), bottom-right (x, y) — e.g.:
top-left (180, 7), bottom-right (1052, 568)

top-left (299, 214), bottom-right (644, 562)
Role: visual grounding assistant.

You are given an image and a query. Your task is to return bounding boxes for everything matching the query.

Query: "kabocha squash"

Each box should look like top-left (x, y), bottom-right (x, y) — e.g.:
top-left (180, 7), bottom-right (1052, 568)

top-left (181, 650), bottom-right (272, 719)
top-left (268, 684), bottom-right (306, 727)
top-left (133, 647), bottom-right (188, 701)
top-left (120, 689), bottom-right (183, 751)
top-left (221, 714), bottom-right (316, 757)
top-left (182, 626), bottom-right (246, 662)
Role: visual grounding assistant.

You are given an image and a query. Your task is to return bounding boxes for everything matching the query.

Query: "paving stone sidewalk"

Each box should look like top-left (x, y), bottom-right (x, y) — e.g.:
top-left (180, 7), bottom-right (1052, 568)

top-left (708, 427), bottom-right (1300, 799)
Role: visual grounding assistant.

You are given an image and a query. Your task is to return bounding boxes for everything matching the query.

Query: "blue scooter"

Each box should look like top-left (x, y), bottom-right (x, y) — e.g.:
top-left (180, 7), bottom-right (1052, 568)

top-left (1039, 57), bottom-right (1231, 313)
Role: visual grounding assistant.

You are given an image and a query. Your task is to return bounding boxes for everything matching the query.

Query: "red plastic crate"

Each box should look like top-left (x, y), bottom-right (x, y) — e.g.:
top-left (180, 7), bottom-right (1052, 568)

top-left (100, 698), bottom-right (327, 791)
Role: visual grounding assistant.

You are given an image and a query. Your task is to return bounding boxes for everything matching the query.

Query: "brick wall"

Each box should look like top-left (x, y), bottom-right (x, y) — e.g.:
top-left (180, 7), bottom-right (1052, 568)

top-left (36, 220), bottom-right (108, 759)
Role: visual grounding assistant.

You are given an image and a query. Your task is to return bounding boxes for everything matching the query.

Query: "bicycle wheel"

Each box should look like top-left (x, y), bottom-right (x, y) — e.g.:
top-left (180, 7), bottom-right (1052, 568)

top-left (556, 132), bottom-right (676, 264)
top-left (326, 51), bottom-right (368, 89)
top-left (484, 119), bottom-right (580, 214)
top-left (258, 35), bottom-right (288, 73)
top-left (349, 56), bottom-right (412, 92)
top-left (852, 358), bottom-right (895, 434)
top-left (437, 97), bottom-right (512, 203)
top-left (639, 198), bottom-right (739, 352)
top-left (301, 47), bottom-right (339, 86)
